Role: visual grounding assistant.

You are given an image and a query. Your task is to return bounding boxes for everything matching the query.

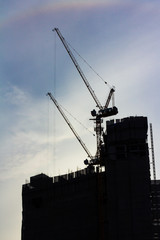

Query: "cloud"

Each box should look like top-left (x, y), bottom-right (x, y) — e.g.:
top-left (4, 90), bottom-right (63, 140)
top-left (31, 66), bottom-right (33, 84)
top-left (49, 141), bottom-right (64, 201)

top-left (5, 85), bottom-right (28, 105)
top-left (0, 85), bottom-right (48, 179)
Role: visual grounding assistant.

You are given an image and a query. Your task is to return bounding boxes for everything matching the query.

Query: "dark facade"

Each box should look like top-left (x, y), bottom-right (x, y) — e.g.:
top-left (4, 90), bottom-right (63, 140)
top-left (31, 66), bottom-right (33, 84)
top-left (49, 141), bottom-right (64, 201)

top-left (104, 117), bottom-right (152, 240)
top-left (22, 169), bottom-right (106, 240)
top-left (22, 116), bottom-right (155, 240)
top-left (151, 180), bottom-right (160, 239)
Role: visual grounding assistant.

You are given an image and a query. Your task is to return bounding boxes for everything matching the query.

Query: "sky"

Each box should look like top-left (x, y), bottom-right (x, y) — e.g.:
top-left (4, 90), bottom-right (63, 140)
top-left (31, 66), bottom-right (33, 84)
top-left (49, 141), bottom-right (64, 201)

top-left (1, 0), bottom-right (160, 239)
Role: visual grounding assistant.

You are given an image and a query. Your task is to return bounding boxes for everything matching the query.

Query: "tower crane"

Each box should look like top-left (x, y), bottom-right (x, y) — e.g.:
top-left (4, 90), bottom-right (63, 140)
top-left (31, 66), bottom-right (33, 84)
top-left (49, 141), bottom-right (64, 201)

top-left (53, 28), bottom-right (118, 165)
top-left (47, 92), bottom-right (98, 165)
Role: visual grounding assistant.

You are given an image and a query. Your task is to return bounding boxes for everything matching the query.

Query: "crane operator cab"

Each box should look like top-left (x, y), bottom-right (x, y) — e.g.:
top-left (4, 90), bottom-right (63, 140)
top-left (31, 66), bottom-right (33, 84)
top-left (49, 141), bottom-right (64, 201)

top-left (91, 106), bottom-right (118, 118)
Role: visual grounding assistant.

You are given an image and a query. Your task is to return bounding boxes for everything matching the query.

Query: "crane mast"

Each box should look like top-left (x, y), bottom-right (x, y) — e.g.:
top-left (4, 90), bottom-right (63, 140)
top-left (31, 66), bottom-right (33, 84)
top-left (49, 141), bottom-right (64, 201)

top-left (104, 87), bottom-right (115, 108)
top-left (47, 92), bottom-right (94, 161)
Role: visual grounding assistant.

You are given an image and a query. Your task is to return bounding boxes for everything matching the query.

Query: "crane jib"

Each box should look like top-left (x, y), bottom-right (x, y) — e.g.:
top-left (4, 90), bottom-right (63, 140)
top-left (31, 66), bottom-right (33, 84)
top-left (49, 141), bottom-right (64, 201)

top-left (53, 28), bottom-right (103, 110)
top-left (47, 92), bottom-right (93, 160)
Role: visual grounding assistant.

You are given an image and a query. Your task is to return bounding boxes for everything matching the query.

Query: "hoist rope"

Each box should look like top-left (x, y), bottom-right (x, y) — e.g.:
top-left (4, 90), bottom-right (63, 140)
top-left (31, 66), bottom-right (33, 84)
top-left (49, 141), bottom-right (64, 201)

top-left (46, 97), bottom-right (51, 183)
top-left (52, 31), bottom-right (57, 173)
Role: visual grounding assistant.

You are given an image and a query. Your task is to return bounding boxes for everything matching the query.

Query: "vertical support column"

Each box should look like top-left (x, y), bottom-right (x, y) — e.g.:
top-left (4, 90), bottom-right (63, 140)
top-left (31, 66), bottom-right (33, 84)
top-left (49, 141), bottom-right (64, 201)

top-left (95, 117), bottom-right (102, 163)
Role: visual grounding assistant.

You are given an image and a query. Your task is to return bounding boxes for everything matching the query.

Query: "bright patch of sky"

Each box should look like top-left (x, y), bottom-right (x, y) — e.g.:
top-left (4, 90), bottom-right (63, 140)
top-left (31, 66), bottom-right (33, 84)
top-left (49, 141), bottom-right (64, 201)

top-left (1, 1), bottom-right (160, 239)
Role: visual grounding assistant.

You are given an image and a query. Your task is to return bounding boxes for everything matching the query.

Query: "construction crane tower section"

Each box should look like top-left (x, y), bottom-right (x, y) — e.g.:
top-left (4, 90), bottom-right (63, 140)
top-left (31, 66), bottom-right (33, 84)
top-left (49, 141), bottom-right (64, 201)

top-left (150, 123), bottom-right (156, 181)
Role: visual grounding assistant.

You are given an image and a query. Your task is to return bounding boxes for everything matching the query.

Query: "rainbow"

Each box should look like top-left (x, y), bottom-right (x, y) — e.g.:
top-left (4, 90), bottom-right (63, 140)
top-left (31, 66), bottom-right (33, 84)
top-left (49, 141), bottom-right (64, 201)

top-left (0, 1), bottom-right (128, 29)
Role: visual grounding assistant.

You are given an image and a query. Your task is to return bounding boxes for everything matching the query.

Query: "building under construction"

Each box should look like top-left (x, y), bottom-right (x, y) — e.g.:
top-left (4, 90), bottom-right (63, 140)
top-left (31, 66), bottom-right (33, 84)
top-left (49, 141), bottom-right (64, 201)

top-left (21, 116), bottom-right (160, 240)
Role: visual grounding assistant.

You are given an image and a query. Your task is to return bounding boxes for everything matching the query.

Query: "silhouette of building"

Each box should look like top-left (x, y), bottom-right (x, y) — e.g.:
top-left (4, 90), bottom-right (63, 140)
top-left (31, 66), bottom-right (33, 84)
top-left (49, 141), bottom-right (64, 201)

top-left (21, 116), bottom-right (158, 240)
top-left (151, 180), bottom-right (160, 239)
top-left (104, 116), bottom-right (152, 239)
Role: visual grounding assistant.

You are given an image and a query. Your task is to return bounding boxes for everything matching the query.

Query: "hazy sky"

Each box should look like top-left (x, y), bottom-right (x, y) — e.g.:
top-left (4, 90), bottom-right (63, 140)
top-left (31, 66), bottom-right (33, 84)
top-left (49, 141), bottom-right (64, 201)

top-left (1, 0), bottom-right (160, 239)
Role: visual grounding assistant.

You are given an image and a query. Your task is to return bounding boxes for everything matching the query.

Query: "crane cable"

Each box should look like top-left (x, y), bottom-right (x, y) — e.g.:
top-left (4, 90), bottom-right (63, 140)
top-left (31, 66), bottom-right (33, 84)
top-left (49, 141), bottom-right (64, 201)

top-left (67, 41), bottom-right (113, 89)
top-left (58, 102), bottom-right (95, 137)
